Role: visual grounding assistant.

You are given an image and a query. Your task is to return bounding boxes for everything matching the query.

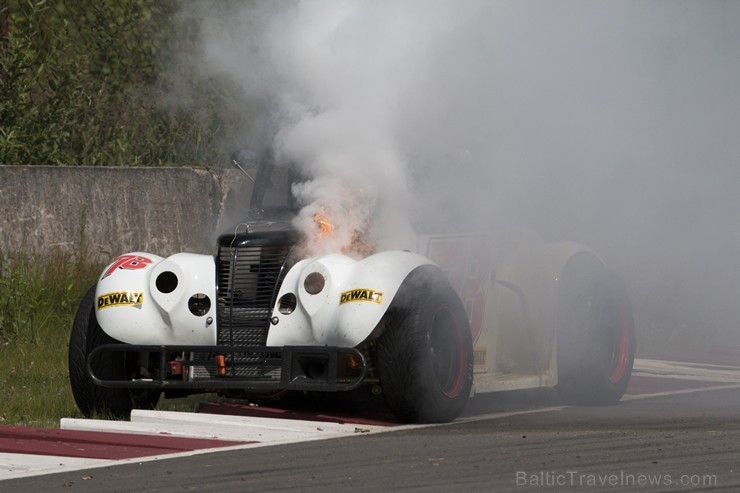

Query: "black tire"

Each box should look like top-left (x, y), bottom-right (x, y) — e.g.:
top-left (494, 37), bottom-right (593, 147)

top-left (555, 254), bottom-right (636, 405)
top-left (376, 266), bottom-right (474, 423)
top-left (68, 285), bottom-right (160, 418)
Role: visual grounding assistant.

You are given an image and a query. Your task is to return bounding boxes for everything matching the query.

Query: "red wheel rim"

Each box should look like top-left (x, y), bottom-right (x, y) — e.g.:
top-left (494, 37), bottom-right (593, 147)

top-left (608, 306), bottom-right (631, 384)
top-left (430, 305), bottom-right (467, 398)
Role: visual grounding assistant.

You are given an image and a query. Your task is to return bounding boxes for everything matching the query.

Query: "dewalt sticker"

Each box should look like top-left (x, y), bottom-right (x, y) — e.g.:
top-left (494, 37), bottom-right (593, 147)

top-left (97, 291), bottom-right (144, 310)
top-left (339, 288), bottom-right (383, 305)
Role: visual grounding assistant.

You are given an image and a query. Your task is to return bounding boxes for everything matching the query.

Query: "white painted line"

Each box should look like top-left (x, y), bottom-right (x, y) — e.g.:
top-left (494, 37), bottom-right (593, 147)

top-left (622, 383), bottom-right (740, 401)
top-left (454, 406), bottom-right (567, 425)
top-left (633, 358), bottom-right (740, 383)
top-left (0, 453), bottom-right (110, 481)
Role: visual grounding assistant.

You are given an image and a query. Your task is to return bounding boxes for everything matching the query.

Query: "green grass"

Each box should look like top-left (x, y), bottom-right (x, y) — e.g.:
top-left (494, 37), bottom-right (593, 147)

top-left (0, 250), bottom-right (100, 427)
top-left (0, 250), bottom-right (224, 428)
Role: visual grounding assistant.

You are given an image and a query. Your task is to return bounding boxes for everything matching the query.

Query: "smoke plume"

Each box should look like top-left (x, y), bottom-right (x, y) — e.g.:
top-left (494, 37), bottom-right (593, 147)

top-left (171, 1), bottom-right (740, 355)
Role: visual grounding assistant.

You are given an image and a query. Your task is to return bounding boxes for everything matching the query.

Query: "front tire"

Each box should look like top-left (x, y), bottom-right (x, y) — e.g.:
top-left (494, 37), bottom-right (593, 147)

top-left (376, 266), bottom-right (474, 423)
top-left (68, 285), bottom-right (160, 418)
top-left (555, 254), bottom-right (636, 405)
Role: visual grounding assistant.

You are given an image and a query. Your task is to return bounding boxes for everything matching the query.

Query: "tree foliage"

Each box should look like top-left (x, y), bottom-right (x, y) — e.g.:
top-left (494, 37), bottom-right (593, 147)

top-left (0, 0), bottom-right (245, 166)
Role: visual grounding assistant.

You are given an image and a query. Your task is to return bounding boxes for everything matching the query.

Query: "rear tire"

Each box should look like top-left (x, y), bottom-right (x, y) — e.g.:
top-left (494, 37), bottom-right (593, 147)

top-left (555, 255), bottom-right (636, 405)
top-left (68, 285), bottom-right (160, 418)
top-left (376, 266), bottom-right (473, 423)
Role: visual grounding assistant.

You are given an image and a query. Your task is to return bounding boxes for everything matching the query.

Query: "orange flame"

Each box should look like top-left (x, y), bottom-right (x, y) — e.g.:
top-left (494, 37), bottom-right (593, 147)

top-left (308, 208), bottom-right (374, 258)
top-left (313, 211), bottom-right (335, 237)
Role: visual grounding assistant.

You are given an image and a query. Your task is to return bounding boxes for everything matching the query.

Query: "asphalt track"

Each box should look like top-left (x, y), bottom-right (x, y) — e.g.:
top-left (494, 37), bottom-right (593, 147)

top-left (3, 359), bottom-right (740, 492)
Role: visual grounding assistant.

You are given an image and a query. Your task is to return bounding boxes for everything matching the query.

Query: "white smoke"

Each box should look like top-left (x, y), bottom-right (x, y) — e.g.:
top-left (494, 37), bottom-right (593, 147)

top-left (173, 1), bottom-right (740, 355)
top-left (187, 0), bottom-right (470, 255)
top-left (267, 1), bottom-right (466, 255)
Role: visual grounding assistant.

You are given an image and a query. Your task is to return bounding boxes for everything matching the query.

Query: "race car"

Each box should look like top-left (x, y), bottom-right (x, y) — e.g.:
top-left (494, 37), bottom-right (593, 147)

top-left (68, 150), bottom-right (636, 424)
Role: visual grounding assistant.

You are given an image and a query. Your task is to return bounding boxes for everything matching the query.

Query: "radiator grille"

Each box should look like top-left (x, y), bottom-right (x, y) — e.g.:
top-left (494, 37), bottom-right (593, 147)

top-left (209, 239), bottom-right (293, 378)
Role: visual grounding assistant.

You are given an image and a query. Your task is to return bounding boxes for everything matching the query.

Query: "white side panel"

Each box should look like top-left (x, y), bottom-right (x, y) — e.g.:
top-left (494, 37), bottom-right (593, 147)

top-left (95, 252), bottom-right (217, 345)
top-left (267, 251), bottom-right (432, 347)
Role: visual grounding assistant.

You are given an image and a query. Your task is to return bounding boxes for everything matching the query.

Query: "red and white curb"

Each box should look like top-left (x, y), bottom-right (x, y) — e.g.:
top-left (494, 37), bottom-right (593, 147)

top-left (62, 408), bottom-right (391, 444)
top-left (3, 357), bottom-right (740, 481)
top-left (0, 423), bottom-right (247, 480)
top-left (0, 409), bottom-right (394, 480)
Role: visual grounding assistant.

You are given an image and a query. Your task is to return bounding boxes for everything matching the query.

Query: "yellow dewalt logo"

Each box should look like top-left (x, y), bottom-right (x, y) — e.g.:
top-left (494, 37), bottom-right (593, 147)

top-left (339, 288), bottom-right (383, 305)
top-left (97, 291), bottom-right (144, 310)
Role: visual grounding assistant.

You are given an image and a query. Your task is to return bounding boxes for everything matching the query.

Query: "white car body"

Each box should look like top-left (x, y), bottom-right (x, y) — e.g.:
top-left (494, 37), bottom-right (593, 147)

top-left (70, 150), bottom-right (634, 423)
top-left (94, 231), bottom-right (603, 396)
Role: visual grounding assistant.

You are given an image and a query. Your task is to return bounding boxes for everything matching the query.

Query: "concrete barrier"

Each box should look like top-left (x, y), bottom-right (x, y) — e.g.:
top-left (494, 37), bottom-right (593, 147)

top-left (0, 166), bottom-right (253, 258)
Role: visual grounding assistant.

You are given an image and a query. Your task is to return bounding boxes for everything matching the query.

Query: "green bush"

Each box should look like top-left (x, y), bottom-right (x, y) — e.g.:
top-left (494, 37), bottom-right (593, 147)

top-left (0, 0), bottom-right (247, 167)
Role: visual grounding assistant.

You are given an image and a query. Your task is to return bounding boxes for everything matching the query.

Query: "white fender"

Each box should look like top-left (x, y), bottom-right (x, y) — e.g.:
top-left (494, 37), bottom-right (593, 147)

top-left (267, 250), bottom-right (434, 347)
top-left (95, 252), bottom-right (217, 345)
top-left (494, 241), bottom-right (605, 380)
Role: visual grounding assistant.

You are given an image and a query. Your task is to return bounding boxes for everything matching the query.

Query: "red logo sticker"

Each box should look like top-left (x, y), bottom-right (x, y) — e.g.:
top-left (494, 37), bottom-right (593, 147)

top-left (102, 255), bottom-right (153, 279)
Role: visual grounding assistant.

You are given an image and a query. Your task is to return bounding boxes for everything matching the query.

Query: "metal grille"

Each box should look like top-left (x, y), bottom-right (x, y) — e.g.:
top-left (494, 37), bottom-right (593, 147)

top-left (214, 240), bottom-right (293, 378)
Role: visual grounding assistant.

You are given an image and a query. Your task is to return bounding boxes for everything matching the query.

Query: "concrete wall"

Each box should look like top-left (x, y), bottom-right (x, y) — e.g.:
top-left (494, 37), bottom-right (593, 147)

top-left (0, 166), bottom-right (253, 258)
